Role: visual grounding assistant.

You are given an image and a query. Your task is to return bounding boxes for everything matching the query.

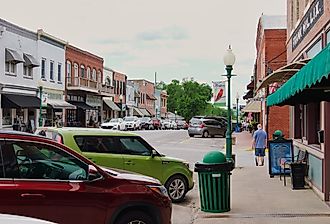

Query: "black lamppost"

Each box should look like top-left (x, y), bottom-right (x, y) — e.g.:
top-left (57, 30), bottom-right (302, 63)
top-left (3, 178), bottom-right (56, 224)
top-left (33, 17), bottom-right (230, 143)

top-left (235, 92), bottom-right (240, 132)
top-left (119, 94), bottom-right (123, 118)
top-left (174, 110), bottom-right (177, 122)
top-left (223, 46), bottom-right (236, 160)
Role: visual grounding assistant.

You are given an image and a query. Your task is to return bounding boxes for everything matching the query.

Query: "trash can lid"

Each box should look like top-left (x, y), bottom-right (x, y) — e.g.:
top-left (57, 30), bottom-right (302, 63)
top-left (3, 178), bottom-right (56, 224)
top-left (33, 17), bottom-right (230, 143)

top-left (203, 151), bottom-right (226, 164)
top-left (273, 130), bottom-right (283, 138)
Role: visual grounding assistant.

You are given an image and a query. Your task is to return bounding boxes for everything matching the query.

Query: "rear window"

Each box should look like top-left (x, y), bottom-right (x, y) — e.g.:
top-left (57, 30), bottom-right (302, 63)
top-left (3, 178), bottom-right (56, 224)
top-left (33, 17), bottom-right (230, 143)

top-left (74, 136), bottom-right (121, 154)
top-left (190, 119), bottom-right (201, 125)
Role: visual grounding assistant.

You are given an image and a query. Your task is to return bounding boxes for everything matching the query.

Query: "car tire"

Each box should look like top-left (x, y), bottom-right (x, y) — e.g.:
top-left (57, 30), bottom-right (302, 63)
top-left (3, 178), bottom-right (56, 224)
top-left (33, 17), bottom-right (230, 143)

top-left (202, 131), bottom-right (209, 138)
top-left (165, 175), bottom-right (188, 203)
top-left (115, 210), bottom-right (154, 224)
top-left (211, 135), bottom-right (215, 138)
top-left (189, 134), bottom-right (194, 137)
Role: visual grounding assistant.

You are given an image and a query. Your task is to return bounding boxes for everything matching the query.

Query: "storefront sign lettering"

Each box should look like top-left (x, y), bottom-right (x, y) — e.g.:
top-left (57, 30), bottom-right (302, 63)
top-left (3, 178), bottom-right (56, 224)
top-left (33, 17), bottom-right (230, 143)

top-left (292, 0), bottom-right (323, 50)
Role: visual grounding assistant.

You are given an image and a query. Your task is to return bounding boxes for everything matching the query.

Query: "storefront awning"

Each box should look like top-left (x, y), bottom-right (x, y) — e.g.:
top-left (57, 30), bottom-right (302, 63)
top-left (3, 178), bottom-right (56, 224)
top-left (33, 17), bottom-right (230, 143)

top-left (68, 101), bottom-right (95, 110)
top-left (23, 53), bottom-right (39, 67)
top-left (47, 99), bottom-right (76, 109)
top-left (132, 107), bottom-right (144, 116)
top-left (256, 59), bottom-right (310, 92)
top-left (139, 108), bottom-right (151, 116)
top-left (1, 94), bottom-right (41, 108)
top-left (146, 108), bottom-right (155, 116)
top-left (242, 100), bottom-right (261, 113)
top-left (247, 80), bottom-right (254, 90)
top-left (267, 43), bottom-right (330, 107)
top-left (5, 49), bottom-right (24, 63)
top-left (243, 90), bottom-right (253, 100)
top-left (103, 98), bottom-right (120, 111)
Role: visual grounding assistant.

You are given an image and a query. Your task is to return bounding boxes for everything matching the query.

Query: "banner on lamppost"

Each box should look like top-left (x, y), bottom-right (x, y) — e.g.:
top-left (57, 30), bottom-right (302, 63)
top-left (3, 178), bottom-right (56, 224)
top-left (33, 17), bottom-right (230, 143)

top-left (41, 93), bottom-right (48, 107)
top-left (212, 81), bottom-right (226, 107)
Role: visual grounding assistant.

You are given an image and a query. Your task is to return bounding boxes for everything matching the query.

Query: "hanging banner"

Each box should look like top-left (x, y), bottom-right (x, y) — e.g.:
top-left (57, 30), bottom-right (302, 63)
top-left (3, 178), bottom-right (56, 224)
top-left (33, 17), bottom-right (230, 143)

top-left (212, 81), bottom-right (226, 106)
top-left (41, 93), bottom-right (48, 107)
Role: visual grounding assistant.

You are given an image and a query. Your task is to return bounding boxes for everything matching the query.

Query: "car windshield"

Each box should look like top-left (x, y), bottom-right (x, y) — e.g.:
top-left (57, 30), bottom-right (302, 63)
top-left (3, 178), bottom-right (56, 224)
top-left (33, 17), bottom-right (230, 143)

top-left (124, 117), bottom-right (135, 121)
top-left (110, 119), bottom-right (118, 123)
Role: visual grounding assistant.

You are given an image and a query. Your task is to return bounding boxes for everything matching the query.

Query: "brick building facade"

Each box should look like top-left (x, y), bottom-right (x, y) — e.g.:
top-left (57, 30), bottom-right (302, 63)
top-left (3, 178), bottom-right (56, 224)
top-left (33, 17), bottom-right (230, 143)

top-left (112, 70), bottom-right (127, 118)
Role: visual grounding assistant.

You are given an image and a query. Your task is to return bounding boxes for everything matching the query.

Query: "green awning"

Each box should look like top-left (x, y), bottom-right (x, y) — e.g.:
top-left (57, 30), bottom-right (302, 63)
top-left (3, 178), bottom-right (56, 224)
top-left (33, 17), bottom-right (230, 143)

top-left (267, 43), bottom-right (330, 107)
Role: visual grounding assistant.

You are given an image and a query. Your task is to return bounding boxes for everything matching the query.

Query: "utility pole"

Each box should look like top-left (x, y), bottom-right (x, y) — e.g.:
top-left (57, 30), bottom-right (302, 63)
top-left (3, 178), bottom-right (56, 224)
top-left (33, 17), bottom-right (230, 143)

top-left (154, 72), bottom-right (157, 118)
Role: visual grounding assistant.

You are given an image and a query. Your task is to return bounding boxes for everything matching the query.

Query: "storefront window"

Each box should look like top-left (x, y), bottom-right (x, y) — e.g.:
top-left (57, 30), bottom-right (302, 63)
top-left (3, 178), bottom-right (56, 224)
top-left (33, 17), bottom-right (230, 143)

top-left (2, 108), bottom-right (12, 125)
top-left (306, 39), bottom-right (322, 58)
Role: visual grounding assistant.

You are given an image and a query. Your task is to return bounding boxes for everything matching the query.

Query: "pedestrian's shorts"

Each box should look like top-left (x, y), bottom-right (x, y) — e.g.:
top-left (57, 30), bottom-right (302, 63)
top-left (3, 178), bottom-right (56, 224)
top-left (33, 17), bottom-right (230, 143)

top-left (255, 148), bottom-right (265, 156)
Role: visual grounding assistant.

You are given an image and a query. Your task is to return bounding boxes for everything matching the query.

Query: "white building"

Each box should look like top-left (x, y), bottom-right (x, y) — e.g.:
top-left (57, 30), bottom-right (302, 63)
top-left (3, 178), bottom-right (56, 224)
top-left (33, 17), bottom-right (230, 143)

top-left (102, 67), bottom-right (118, 121)
top-left (0, 19), bottom-right (40, 131)
top-left (36, 29), bottom-right (75, 127)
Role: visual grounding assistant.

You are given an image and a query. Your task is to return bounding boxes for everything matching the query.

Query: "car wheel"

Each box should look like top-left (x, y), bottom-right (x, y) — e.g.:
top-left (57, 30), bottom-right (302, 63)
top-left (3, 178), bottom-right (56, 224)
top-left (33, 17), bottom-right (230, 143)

top-left (115, 210), bottom-right (154, 224)
top-left (211, 135), bottom-right (215, 138)
top-left (202, 131), bottom-right (209, 138)
top-left (165, 175), bottom-right (187, 203)
top-left (117, 126), bottom-right (120, 130)
top-left (189, 134), bottom-right (194, 137)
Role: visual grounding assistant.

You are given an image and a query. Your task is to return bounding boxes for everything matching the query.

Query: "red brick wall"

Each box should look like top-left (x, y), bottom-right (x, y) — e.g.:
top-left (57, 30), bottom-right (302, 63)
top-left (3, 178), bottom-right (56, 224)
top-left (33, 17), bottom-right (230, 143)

top-left (113, 71), bottom-right (127, 104)
top-left (268, 105), bottom-right (290, 139)
top-left (130, 80), bottom-right (155, 116)
top-left (265, 29), bottom-right (287, 72)
top-left (65, 45), bottom-right (103, 84)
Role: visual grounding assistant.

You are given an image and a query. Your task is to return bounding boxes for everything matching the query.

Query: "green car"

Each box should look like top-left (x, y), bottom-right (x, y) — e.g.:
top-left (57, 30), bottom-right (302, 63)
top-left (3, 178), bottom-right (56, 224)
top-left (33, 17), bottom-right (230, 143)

top-left (36, 127), bottom-right (194, 202)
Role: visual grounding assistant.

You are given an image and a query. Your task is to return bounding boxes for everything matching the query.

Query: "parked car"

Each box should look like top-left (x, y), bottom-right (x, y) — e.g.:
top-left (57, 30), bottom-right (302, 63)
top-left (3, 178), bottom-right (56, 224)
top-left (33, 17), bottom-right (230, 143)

top-left (35, 127), bottom-right (194, 202)
top-left (0, 214), bottom-right (55, 224)
top-left (2, 130), bottom-right (171, 224)
top-left (188, 118), bottom-right (226, 138)
top-left (100, 118), bottom-right (125, 130)
top-left (170, 120), bottom-right (178, 130)
top-left (140, 117), bottom-right (154, 130)
top-left (176, 120), bottom-right (188, 129)
top-left (162, 119), bottom-right (172, 130)
top-left (151, 118), bottom-right (161, 130)
top-left (123, 116), bottom-right (139, 130)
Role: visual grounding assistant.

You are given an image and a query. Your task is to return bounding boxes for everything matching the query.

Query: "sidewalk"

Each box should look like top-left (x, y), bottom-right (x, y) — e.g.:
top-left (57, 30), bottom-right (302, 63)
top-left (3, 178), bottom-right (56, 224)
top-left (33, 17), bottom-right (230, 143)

top-left (193, 131), bottom-right (330, 224)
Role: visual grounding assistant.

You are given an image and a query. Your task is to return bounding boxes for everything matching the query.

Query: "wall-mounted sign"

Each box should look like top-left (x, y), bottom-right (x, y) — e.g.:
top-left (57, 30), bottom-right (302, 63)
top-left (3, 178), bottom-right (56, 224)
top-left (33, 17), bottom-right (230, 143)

top-left (292, 0), bottom-right (324, 51)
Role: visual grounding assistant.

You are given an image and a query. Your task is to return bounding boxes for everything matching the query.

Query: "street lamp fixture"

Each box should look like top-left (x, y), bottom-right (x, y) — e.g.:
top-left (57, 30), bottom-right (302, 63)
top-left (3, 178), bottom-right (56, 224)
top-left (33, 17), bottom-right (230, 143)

top-left (235, 92), bottom-right (240, 133)
top-left (119, 94), bottom-right (123, 118)
top-left (223, 45), bottom-right (236, 161)
top-left (174, 110), bottom-right (177, 122)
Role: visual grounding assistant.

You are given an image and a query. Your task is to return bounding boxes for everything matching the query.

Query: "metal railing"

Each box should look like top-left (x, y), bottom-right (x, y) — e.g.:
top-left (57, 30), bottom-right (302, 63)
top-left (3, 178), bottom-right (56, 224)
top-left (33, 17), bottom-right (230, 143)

top-left (67, 77), bottom-right (100, 90)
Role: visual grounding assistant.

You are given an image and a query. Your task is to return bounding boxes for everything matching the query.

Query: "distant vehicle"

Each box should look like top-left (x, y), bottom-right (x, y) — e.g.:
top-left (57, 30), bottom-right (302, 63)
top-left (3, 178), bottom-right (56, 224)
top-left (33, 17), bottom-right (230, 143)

top-left (176, 120), bottom-right (188, 129)
top-left (100, 118), bottom-right (125, 130)
top-left (151, 118), bottom-right (161, 130)
top-left (162, 119), bottom-right (172, 130)
top-left (123, 116), bottom-right (139, 130)
top-left (140, 117), bottom-right (153, 130)
top-left (170, 120), bottom-right (178, 130)
top-left (35, 127), bottom-right (194, 203)
top-left (188, 118), bottom-right (226, 138)
top-left (5, 130), bottom-right (171, 224)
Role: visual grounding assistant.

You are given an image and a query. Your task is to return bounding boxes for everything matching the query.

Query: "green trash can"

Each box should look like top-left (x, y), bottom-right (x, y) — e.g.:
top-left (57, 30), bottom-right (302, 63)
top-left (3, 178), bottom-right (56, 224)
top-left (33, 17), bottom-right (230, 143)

top-left (194, 151), bottom-right (233, 213)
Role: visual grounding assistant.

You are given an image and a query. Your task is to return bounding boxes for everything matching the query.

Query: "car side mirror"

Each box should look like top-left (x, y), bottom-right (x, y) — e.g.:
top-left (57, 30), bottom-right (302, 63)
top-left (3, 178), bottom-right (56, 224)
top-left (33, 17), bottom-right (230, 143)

top-left (88, 165), bottom-right (102, 181)
top-left (151, 149), bottom-right (158, 158)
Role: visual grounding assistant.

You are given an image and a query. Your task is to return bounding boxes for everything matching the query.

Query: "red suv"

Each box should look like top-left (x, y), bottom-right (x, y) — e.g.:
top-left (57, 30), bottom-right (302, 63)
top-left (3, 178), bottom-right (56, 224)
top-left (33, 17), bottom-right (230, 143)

top-left (0, 131), bottom-right (171, 224)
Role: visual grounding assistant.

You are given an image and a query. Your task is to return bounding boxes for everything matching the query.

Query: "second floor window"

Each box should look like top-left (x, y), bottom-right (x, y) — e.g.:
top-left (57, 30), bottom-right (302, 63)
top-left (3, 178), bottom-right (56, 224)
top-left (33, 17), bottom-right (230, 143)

top-left (58, 63), bottom-right (62, 82)
top-left (5, 61), bottom-right (16, 75)
top-left (92, 69), bottom-right (96, 81)
top-left (50, 61), bottom-right (54, 80)
top-left (66, 61), bottom-right (71, 83)
top-left (80, 65), bottom-right (85, 78)
top-left (23, 65), bottom-right (33, 77)
top-left (41, 59), bottom-right (46, 79)
top-left (87, 67), bottom-right (91, 79)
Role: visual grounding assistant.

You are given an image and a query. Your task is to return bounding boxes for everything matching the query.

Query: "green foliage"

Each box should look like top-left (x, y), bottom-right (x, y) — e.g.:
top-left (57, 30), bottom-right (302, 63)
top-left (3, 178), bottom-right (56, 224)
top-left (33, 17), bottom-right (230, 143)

top-left (162, 79), bottom-right (212, 120)
top-left (203, 104), bottom-right (227, 117)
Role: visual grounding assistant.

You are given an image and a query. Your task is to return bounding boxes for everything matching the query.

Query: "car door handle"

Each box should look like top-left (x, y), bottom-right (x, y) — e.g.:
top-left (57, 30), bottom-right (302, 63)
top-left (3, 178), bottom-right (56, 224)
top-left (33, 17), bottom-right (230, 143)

top-left (125, 161), bottom-right (135, 165)
top-left (20, 193), bottom-right (45, 199)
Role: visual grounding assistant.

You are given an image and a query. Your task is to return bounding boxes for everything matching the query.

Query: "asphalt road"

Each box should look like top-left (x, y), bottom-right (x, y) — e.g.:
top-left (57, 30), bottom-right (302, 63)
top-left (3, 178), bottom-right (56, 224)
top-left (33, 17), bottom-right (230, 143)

top-left (134, 130), bottom-right (227, 224)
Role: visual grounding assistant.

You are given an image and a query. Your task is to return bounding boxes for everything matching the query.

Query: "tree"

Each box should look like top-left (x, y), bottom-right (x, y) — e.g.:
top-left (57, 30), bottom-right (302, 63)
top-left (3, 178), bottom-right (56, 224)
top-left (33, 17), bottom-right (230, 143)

top-left (163, 79), bottom-right (212, 121)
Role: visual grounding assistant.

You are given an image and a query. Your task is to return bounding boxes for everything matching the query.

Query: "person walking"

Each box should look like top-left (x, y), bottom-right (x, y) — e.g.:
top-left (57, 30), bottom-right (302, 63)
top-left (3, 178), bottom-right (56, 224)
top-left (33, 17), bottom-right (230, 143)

top-left (252, 124), bottom-right (267, 166)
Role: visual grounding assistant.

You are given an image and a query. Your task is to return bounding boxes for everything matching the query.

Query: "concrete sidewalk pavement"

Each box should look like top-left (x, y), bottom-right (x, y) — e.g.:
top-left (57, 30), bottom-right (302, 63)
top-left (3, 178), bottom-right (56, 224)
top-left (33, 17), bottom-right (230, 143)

top-left (192, 131), bottom-right (330, 224)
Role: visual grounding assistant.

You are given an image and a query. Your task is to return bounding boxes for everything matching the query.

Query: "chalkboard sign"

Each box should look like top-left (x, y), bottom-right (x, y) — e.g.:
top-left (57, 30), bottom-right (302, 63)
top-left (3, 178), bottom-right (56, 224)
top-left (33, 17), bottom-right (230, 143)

top-left (268, 139), bottom-right (293, 176)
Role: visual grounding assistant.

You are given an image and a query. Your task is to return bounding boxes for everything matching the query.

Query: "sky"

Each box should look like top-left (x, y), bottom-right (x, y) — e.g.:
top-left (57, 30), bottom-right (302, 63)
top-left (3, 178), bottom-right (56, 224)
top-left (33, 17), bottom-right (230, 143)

top-left (0, 0), bottom-right (286, 104)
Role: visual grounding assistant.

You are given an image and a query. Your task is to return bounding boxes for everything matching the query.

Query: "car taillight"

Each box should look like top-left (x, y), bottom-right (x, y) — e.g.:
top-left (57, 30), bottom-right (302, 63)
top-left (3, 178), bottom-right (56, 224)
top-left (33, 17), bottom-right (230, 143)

top-left (199, 123), bottom-right (205, 128)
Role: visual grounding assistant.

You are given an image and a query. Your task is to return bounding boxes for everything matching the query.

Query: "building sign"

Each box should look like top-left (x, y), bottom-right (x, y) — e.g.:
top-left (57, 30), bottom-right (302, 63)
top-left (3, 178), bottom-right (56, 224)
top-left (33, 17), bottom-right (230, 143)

top-left (212, 81), bottom-right (226, 106)
top-left (292, 0), bottom-right (324, 51)
top-left (41, 93), bottom-right (48, 107)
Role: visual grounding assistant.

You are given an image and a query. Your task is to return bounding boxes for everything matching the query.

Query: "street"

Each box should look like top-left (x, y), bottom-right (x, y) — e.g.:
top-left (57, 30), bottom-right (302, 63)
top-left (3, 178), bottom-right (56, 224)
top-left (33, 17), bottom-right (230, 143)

top-left (136, 129), bottom-right (227, 224)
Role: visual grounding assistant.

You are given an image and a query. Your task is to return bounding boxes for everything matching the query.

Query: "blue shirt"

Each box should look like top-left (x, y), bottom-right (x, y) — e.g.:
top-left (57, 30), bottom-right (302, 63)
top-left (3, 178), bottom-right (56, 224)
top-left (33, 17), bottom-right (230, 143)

top-left (253, 129), bottom-right (267, 148)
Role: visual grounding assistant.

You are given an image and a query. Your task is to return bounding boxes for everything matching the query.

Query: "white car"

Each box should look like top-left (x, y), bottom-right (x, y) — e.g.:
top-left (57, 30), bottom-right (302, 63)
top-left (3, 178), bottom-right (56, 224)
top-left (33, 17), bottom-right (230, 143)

top-left (162, 119), bottom-right (172, 130)
top-left (100, 118), bottom-right (126, 130)
top-left (0, 214), bottom-right (55, 224)
top-left (123, 116), bottom-right (140, 130)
